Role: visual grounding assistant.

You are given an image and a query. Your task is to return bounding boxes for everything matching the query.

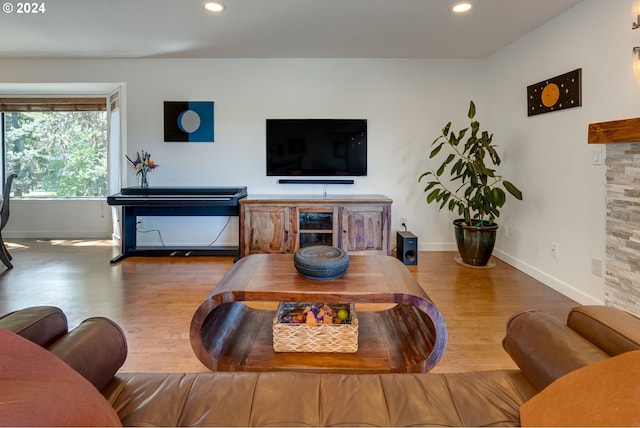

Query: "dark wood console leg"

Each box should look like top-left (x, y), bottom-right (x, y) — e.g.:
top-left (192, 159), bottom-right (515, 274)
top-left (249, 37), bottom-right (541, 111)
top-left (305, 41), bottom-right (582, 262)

top-left (110, 253), bottom-right (129, 264)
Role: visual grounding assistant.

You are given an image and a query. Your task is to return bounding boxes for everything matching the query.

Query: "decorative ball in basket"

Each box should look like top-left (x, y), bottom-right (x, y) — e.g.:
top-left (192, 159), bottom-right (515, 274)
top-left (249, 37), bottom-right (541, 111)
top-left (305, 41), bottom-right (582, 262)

top-left (293, 245), bottom-right (349, 280)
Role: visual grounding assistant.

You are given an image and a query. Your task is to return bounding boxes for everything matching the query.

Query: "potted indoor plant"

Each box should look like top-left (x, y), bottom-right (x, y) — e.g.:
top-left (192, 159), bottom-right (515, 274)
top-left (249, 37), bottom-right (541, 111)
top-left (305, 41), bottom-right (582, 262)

top-left (418, 101), bottom-right (523, 267)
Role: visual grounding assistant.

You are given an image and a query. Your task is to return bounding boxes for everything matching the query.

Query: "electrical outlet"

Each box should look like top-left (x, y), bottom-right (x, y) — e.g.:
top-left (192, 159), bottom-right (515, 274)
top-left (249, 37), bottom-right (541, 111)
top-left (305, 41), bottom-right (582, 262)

top-left (551, 242), bottom-right (559, 258)
top-left (400, 217), bottom-right (407, 227)
top-left (504, 225), bottom-right (509, 238)
top-left (591, 258), bottom-right (603, 277)
top-left (137, 219), bottom-right (143, 229)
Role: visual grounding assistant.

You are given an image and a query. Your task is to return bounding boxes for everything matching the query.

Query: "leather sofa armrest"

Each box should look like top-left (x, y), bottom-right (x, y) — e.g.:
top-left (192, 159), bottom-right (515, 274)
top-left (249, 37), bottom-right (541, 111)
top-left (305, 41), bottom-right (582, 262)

top-left (0, 306), bottom-right (68, 347)
top-left (502, 309), bottom-right (608, 391)
top-left (567, 305), bottom-right (640, 356)
top-left (49, 317), bottom-right (128, 391)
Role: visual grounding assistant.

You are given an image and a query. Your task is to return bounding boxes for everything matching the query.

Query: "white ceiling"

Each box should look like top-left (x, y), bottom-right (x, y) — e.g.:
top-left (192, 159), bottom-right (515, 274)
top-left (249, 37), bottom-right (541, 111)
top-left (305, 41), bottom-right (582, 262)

top-left (1, 0), bottom-right (583, 59)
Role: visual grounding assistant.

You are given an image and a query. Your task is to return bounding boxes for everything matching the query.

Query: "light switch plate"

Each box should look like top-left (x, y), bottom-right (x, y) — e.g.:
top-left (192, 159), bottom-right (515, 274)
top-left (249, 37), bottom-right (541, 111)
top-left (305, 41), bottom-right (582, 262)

top-left (592, 148), bottom-right (603, 166)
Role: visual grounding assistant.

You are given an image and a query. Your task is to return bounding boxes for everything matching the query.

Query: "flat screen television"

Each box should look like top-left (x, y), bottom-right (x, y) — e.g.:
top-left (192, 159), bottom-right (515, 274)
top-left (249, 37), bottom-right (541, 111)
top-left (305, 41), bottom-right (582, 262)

top-left (266, 119), bottom-right (367, 176)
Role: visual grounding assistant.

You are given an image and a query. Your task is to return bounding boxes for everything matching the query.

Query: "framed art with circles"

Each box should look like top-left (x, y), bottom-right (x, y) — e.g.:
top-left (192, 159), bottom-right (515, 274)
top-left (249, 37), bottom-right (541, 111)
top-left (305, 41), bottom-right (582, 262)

top-left (164, 101), bottom-right (214, 142)
top-left (527, 69), bottom-right (581, 117)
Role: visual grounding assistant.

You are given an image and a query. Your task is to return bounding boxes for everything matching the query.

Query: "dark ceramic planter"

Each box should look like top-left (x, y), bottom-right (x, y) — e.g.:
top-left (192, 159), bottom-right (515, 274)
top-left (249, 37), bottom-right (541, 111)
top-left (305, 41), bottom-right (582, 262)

top-left (453, 219), bottom-right (498, 267)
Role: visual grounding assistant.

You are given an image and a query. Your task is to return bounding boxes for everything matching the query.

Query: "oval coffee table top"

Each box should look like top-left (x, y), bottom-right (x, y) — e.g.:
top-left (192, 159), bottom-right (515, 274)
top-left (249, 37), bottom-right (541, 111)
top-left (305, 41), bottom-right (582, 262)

top-left (190, 254), bottom-right (447, 373)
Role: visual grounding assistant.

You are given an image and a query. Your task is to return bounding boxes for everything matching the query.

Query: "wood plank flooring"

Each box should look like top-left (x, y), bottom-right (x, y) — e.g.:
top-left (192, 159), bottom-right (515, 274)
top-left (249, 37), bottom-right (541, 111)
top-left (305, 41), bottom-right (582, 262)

top-left (0, 239), bottom-right (578, 374)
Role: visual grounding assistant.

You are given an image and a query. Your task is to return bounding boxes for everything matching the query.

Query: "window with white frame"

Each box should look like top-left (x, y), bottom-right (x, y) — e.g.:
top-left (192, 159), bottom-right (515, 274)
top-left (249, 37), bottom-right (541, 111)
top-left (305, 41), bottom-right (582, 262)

top-left (0, 97), bottom-right (108, 198)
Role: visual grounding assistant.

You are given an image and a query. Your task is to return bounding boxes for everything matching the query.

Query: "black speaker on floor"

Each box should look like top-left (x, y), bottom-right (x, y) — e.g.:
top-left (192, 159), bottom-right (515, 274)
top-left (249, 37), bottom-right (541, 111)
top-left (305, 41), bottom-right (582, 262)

top-left (396, 231), bottom-right (418, 265)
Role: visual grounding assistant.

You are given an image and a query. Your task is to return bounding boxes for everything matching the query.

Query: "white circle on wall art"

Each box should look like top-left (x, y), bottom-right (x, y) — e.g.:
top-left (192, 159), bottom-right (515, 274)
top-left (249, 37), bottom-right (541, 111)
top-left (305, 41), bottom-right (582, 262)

top-left (178, 109), bottom-right (201, 134)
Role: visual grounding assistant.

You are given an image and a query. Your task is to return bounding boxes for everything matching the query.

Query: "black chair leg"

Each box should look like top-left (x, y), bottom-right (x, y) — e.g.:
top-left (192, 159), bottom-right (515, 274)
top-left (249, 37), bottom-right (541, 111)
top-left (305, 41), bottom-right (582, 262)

top-left (0, 173), bottom-right (17, 269)
top-left (0, 235), bottom-right (12, 268)
top-left (0, 236), bottom-right (11, 261)
top-left (0, 246), bottom-right (12, 269)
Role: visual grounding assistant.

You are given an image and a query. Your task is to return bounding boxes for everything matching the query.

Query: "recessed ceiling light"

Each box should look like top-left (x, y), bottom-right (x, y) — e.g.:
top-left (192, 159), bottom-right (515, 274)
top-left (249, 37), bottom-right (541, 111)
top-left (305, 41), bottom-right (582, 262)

top-left (452, 2), bottom-right (472, 13)
top-left (203, 2), bottom-right (225, 13)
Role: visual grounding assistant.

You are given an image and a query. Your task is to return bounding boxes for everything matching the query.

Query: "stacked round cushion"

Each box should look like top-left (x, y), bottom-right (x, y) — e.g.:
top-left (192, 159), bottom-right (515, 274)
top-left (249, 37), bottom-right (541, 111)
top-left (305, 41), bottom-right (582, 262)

top-left (0, 327), bottom-right (122, 426)
top-left (293, 245), bottom-right (349, 280)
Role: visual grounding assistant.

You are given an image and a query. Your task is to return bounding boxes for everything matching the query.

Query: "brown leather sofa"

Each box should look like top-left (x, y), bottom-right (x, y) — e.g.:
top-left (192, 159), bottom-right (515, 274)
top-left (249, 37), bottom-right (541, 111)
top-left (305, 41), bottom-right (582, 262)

top-left (1, 304), bottom-right (640, 426)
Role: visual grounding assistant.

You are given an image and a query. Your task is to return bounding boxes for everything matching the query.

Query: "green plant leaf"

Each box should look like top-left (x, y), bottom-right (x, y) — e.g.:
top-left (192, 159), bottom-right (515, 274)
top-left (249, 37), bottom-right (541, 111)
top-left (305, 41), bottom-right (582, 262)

top-left (422, 181), bottom-right (437, 192)
top-left (448, 132), bottom-right (459, 147)
top-left (451, 159), bottom-right (463, 176)
top-left (487, 146), bottom-right (500, 165)
top-left (463, 136), bottom-right (474, 153)
top-left (470, 121), bottom-right (479, 135)
top-left (489, 205), bottom-right (500, 221)
top-left (430, 142), bottom-right (444, 158)
top-left (464, 185), bottom-right (474, 198)
top-left (442, 122), bottom-right (451, 136)
top-left (468, 101), bottom-right (476, 119)
top-left (457, 128), bottom-right (468, 143)
top-left (443, 153), bottom-right (455, 165)
top-left (439, 192), bottom-right (450, 209)
top-left (418, 171), bottom-right (432, 182)
top-left (483, 187), bottom-right (492, 200)
top-left (426, 189), bottom-right (440, 204)
top-left (493, 187), bottom-right (506, 207)
top-left (469, 169), bottom-right (478, 186)
top-left (503, 180), bottom-right (523, 200)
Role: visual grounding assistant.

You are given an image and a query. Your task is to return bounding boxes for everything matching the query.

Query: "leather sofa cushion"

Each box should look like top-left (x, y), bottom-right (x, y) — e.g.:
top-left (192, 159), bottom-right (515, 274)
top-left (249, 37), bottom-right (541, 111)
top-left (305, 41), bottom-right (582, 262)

top-left (0, 328), bottom-right (121, 427)
top-left (0, 305), bottom-right (67, 347)
top-left (503, 309), bottom-right (609, 391)
top-left (104, 370), bottom-right (536, 427)
top-left (520, 350), bottom-right (640, 427)
top-left (49, 317), bottom-right (128, 391)
top-left (567, 305), bottom-right (640, 356)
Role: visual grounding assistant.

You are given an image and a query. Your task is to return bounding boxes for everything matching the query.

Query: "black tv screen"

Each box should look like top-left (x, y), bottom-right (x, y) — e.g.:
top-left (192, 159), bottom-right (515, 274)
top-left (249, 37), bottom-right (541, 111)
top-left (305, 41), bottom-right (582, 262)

top-left (266, 119), bottom-right (367, 176)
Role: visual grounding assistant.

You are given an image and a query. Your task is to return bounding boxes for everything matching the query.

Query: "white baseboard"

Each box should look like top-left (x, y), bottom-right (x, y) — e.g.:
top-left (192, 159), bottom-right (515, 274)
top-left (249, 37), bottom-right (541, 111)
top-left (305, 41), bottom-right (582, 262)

top-left (4, 231), bottom-right (111, 239)
top-left (493, 249), bottom-right (603, 306)
top-left (417, 242), bottom-right (602, 306)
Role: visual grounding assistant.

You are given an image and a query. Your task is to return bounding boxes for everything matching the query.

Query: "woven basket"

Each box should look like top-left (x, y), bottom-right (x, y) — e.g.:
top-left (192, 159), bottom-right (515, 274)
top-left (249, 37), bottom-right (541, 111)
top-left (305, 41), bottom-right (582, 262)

top-left (273, 302), bottom-right (358, 353)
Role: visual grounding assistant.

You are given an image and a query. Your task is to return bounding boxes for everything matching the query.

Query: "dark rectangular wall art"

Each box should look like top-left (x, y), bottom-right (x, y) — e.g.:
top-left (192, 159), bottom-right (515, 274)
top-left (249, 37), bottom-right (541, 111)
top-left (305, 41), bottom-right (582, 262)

top-left (527, 69), bottom-right (582, 116)
top-left (164, 101), bottom-right (214, 142)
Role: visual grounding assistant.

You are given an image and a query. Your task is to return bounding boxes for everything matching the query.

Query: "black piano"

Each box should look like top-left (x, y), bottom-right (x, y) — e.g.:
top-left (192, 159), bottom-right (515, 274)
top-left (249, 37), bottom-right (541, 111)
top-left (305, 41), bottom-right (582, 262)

top-left (107, 186), bottom-right (247, 263)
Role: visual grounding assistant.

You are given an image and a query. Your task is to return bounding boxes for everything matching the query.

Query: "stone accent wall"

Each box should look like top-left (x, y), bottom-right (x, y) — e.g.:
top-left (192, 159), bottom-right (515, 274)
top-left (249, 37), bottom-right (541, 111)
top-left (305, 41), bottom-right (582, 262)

top-left (606, 142), bottom-right (640, 312)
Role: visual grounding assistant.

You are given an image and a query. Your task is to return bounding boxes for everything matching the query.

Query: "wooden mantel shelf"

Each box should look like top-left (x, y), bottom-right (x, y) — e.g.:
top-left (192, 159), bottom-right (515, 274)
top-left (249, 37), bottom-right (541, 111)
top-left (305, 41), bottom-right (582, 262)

top-left (588, 117), bottom-right (640, 144)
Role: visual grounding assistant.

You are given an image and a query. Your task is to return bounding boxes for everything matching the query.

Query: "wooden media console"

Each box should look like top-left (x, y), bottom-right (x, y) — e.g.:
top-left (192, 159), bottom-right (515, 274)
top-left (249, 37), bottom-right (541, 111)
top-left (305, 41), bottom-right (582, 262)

top-left (239, 194), bottom-right (392, 257)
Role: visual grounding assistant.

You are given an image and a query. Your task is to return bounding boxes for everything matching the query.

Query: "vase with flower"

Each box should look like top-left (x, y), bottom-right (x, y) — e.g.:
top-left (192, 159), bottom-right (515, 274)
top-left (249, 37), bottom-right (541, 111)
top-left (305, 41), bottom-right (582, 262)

top-left (126, 150), bottom-right (158, 188)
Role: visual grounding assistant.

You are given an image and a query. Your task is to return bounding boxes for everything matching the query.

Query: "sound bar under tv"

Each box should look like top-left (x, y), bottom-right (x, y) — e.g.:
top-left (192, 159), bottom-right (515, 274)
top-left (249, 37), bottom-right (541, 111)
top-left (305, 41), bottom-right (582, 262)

top-left (278, 179), bottom-right (355, 185)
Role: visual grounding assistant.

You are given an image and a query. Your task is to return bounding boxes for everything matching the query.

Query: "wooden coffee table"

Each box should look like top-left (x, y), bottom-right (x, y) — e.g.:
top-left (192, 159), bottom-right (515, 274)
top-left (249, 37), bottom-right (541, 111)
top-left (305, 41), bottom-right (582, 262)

top-left (190, 254), bottom-right (447, 373)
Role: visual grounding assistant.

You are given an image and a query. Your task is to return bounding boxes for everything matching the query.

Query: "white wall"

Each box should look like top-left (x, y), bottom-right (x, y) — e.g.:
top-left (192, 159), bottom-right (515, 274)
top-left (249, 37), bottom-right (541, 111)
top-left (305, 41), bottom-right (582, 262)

top-left (1, 58), bottom-right (483, 246)
top-left (7, 200), bottom-right (112, 239)
top-left (485, 0), bottom-right (640, 305)
top-left (2, 0), bottom-right (638, 307)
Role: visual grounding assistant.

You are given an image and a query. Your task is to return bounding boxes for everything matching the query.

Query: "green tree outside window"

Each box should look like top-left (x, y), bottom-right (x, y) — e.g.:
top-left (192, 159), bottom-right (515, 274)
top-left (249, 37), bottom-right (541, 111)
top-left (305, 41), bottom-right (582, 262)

top-left (4, 111), bottom-right (108, 197)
